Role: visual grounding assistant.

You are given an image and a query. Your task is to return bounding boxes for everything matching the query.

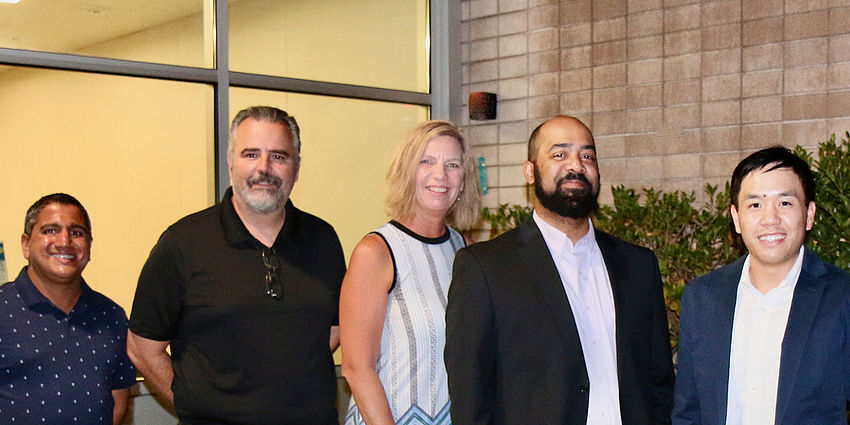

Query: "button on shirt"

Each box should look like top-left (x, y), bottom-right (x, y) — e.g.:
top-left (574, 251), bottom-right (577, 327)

top-left (534, 212), bottom-right (622, 425)
top-left (0, 267), bottom-right (136, 425)
top-left (726, 246), bottom-right (805, 425)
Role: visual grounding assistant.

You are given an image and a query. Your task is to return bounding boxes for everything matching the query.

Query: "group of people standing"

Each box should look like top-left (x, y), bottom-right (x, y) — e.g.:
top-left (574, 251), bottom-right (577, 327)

top-left (1, 106), bottom-right (849, 425)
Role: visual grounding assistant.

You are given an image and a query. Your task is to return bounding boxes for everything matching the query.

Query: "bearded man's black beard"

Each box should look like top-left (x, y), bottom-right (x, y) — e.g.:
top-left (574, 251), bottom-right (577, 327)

top-left (533, 167), bottom-right (599, 219)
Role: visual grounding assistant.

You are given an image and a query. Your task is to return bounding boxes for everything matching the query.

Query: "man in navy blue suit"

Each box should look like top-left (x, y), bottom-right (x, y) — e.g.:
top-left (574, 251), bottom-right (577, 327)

top-left (673, 146), bottom-right (850, 425)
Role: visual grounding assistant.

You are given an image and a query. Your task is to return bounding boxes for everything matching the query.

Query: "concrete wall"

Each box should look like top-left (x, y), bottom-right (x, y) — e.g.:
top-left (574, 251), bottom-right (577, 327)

top-left (461, 0), bottom-right (850, 211)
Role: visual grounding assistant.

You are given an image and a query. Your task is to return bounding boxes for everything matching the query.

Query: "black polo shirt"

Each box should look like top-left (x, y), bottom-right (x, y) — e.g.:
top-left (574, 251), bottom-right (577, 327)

top-left (129, 188), bottom-right (345, 425)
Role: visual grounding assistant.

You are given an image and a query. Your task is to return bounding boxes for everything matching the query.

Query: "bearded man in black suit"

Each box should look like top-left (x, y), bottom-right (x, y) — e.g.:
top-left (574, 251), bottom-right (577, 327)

top-left (445, 115), bottom-right (674, 425)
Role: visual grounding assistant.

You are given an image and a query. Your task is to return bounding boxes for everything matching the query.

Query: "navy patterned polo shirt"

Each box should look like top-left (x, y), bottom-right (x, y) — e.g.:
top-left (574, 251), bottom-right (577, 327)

top-left (0, 267), bottom-right (136, 424)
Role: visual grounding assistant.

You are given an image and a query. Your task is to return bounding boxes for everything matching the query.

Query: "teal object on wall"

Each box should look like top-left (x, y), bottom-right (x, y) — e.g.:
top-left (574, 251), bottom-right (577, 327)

top-left (478, 157), bottom-right (488, 195)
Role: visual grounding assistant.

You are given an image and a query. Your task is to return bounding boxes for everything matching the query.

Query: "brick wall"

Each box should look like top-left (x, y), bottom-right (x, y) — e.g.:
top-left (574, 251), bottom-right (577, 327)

top-left (461, 0), bottom-right (850, 214)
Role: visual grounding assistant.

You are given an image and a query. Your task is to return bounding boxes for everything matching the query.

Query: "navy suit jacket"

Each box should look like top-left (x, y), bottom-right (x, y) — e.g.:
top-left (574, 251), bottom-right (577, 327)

top-left (445, 219), bottom-right (674, 425)
top-left (673, 248), bottom-right (850, 425)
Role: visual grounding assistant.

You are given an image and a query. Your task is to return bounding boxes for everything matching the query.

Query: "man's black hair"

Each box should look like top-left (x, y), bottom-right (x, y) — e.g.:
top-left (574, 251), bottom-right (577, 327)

top-left (730, 146), bottom-right (815, 208)
top-left (24, 193), bottom-right (91, 239)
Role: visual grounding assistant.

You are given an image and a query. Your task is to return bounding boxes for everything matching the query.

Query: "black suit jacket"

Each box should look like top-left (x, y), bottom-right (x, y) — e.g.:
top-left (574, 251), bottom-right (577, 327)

top-left (445, 219), bottom-right (674, 425)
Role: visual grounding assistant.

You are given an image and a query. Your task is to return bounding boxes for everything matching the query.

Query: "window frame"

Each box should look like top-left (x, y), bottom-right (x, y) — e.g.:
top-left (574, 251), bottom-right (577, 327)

top-left (0, 0), bottom-right (460, 197)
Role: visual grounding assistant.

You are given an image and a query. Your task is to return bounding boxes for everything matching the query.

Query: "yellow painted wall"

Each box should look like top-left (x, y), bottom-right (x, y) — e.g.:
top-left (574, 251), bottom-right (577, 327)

top-left (0, 67), bottom-right (213, 312)
top-left (230, 0), bottom-right (429, 92)
top-left (78, 9), bottom-right (210, 67)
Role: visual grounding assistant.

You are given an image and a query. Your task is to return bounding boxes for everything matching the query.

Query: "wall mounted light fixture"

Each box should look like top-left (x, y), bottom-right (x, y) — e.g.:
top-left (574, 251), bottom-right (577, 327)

top-left (469, 92), bottom-right (497, 120)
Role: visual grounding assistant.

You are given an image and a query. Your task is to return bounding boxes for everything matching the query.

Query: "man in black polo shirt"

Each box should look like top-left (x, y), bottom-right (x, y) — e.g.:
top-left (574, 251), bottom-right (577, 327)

top-left (127, 106), bottom-right (346, 425)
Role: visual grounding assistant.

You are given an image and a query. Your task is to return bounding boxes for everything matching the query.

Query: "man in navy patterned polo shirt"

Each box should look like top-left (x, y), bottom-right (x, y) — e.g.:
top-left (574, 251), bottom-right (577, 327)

top-left (0, 193), bottom-right (136, 425)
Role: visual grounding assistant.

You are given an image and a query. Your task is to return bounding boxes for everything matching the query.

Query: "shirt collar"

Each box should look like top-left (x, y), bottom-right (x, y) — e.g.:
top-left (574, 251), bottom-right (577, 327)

top-left (219, 186), bottom-right (296, 249)
top-left (533, 210), bottom-right (596, 258)
top-left (739, 245), bottom-right (806, 292)
top-left (13, 266), bottom-right (100, 316)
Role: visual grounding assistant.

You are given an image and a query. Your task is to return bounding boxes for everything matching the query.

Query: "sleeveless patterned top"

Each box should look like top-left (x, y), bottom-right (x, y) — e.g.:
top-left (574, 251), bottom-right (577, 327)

top-left (345, 221), bottom-right (465, 425)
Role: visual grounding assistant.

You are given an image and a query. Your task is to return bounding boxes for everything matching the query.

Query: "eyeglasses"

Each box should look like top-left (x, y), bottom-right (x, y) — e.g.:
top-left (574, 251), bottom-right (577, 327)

top-left (261, 248), bottom-right (283, 300)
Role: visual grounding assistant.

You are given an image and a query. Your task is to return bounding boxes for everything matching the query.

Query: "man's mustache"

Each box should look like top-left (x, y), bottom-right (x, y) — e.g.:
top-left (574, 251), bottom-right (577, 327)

top-left (247, 172), bottom-right (282, 188)
top-left (557, 172), bottom-right (591, 188)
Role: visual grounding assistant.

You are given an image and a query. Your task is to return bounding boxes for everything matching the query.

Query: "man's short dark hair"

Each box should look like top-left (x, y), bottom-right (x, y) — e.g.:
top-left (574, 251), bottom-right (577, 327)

top-left (527, 115), bottom-right (592, 162)
top-left (228, 106), bottom-right (301, 159)
top-left (24, 193), bottom-right (92, 239)
top-left (730, 146), bottom-right (815, 208)
top-left (527, 120), bottom-right (547, 162)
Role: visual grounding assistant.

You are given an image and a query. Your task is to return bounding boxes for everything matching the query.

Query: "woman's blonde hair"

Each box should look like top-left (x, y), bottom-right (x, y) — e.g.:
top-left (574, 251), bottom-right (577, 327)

top-left (386, 120), bottom-right (482, 230)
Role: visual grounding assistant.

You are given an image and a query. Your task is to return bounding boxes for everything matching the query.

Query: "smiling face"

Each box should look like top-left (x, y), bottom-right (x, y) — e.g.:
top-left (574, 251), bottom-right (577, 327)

top-left (21, 203), bottom-right (91, 288)
top-left (413, 135), bottom-right (465, 219)
top-left (731, 166), bottom-right (816, 277)
top-left (523, 116), bottom-right (600, 219)
top-left (228, 117), bottom-right (300, 214)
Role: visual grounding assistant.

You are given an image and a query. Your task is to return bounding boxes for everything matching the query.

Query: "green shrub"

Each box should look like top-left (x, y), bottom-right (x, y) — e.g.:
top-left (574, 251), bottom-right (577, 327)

top-left (479, 135), bottom-right (850, 349)
top-left (481, 203), bottom-right (533, 239)
top-left (794, 133), bottom-right (850, 270)
top-left (592, 184), bottom-right (744, 347)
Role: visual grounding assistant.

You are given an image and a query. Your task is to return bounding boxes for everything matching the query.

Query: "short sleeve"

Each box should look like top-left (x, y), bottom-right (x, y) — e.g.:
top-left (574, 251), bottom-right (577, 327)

top-left (111, 307), bottom-right (137, 390)
top-left (128, 229), bottom-right (185, 341)
top-left (323, 227), bottom-right (346, 326)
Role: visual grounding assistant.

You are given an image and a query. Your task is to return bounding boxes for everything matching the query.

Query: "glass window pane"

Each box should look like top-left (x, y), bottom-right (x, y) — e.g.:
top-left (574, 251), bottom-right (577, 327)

top-left (229, 0), bottom-right (429, 93)
top-left (0, 0), bottom-right (213, 68)
top-left (0, 66), bottom-right (214, 312)
top-left (230, 88), bottom-right (430, 259)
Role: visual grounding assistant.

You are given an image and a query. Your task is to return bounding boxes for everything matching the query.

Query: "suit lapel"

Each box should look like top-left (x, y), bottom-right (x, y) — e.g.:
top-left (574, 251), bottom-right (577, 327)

top-left (594, 232), bottom-right (625, 316)
top-left (594, 232), bottom-right (628, 363)
top-left (594, 230), bottom-right (637, 399)
top-left (516, 220), bottom-right (586, 363)
top-left (706, 259), bottom-right (742, 422)
top-left (774, 249), bottom-right (827, 425)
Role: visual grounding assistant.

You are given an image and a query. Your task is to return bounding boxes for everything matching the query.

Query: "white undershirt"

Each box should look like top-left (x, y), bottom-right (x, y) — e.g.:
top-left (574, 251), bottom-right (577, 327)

top-left (725, 245), bottom-right (805, 425)
top-left (534, 211), bottom-right (622, 425)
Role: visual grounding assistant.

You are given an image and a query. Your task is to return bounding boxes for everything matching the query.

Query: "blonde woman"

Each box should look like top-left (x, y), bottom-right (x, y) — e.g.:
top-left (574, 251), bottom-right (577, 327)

top-left (340, 120), bottom-right (482, 425)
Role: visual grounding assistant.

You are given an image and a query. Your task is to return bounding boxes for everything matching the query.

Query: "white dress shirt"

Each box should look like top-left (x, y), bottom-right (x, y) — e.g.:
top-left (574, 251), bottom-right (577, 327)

top-left (725, 245), bottom-right (805, 425)
top-left (534, 211), bottom-right (622, 425)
